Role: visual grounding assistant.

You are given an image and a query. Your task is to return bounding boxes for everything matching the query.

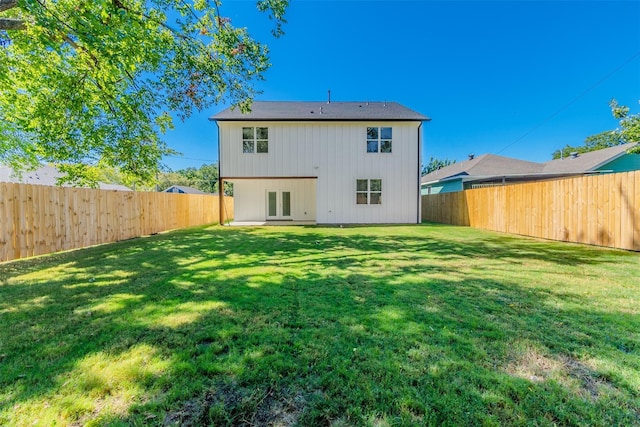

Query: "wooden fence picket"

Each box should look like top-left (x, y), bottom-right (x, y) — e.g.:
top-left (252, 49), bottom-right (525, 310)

top-left (422, 171), bottom-right (640, 251)
top-left (0, 184), bottom-right (234, 262)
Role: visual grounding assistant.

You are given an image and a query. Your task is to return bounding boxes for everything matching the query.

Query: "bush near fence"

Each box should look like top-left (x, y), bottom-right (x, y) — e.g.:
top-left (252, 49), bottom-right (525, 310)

top-left (422, 170), bottom-right (640, 251)
top-left (0, 183), bottom-right (234, 262)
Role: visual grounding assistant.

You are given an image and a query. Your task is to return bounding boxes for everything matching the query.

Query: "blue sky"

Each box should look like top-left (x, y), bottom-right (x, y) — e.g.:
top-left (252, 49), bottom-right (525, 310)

top-left (162, 0), bottom-right (640, 171)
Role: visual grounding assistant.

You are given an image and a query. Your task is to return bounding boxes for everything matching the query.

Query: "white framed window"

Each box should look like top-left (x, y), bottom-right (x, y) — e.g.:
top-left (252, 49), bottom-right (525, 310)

top-left (242, 127), bottom-right (268, 153)
top-left (356, 179), bottom-right (382, 205)
top-left (366, 127), bottom-right (392, 153)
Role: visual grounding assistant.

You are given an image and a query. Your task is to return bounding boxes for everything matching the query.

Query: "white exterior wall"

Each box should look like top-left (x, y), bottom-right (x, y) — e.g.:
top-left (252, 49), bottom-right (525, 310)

top-left (232, 179), bottom-right (317, 222)
top-left (220, 121), bottom-right (421, 223)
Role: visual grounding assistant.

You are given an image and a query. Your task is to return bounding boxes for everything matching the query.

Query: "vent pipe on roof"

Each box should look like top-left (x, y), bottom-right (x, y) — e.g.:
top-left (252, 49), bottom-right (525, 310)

top-left (570, 152), bottom-right (579, 159)
top-left (468, 153), bottom-right (475, 160)
top-left (327, 89), bottom-right (331, 104)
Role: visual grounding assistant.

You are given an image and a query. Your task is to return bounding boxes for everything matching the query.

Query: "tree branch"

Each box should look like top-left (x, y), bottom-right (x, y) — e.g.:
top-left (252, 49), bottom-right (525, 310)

top-left (0, 0), bottom-right (17, 13)
top-left (62, 34), bottom-right (99, 68)
top-left (119, 4), bottom-right (190, 41)
top-left (0, 17), bottom-right (23, 30)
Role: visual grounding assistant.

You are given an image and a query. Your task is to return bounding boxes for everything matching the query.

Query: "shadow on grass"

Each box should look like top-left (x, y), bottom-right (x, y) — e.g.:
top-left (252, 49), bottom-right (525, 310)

top-left (0, 225), bottom-right (638, 425)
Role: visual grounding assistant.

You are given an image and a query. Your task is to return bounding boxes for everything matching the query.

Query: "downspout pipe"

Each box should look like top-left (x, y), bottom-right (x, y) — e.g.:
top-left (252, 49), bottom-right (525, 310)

top-left (215, 120), bottom-right (224, 225)
top-left (417, 121), bottom-right (423, 224)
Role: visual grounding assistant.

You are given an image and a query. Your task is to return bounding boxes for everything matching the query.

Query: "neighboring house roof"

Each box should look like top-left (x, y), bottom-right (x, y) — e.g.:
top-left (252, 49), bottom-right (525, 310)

top-left (422, 143), bottom-right (639, 186)
top-left (541, 142), bottom-right (638, 173)
top-left (0, 164), bottom-right (132, 191)
top-left (421, 154), bottom-right (544, 184)
top-left (211, 101), bottom-right (430, 122)
top-left (163, 185), bottom-right (209, 194)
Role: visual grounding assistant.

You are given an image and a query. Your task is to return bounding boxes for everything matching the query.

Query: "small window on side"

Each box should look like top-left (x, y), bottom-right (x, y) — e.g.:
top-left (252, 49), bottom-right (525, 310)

top-left (242, 127), bottom-right (269, 154)
top-left (365, 127), bottom-right (392, 153)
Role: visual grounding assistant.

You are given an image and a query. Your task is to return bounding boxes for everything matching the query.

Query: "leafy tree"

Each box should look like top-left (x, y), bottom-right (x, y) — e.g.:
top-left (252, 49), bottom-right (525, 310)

top-left (96, 161), bottom-right (234, 194)
top-left (552, 99), bottom-right (639, 159)
top-left (610, 99), bottom-right (640, 153)
top-left (552, 131), bottom-right (624, 160)
top-left (97, 164), bottom-right (160, 191)
top-left (156, 171), bottom-right (191, 191)
top-left (192, 163), bottom-right (218, 193)
top-left (169, 162), bottom-right (231, 194)
top-left (0, 0), bottom-right (288, 185)
top-left (422, 156), bottom-right (455, 176)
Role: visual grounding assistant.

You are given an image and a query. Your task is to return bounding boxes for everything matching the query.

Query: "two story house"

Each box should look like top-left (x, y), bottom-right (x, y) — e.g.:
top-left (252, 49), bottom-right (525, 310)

top-left (211, 101), bottom-right (429, 224)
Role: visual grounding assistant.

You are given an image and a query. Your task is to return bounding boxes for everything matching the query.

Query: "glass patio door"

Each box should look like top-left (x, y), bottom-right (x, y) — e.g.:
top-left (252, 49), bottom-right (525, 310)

top-left (267, 191), bottom-right (291, 219)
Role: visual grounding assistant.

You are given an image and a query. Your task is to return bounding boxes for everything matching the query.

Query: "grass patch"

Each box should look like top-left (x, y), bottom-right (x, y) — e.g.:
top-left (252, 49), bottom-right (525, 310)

top-left (1, 224), bottom-right (639, 426)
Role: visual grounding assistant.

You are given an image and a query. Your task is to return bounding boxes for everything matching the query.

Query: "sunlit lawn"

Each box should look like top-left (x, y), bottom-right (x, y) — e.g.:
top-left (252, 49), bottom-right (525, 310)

top-left (0, 224), bottom-right (639, 426)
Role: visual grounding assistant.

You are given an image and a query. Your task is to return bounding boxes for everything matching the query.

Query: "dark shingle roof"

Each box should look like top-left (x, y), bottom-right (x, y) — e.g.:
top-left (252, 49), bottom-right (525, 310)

top-left (541, 143), bottom-right (638, 173)
top-left (421, 154), bottom-right (544, 184)
top-left (211, 101), bottom-right (429, 121)
top-left (163, 185), bottom-right (208, 194)
top-left (421, 143), bottom-right (639, 185)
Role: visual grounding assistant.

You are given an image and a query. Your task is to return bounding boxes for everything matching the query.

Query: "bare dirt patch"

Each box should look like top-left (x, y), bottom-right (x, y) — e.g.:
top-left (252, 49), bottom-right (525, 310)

top-left (163, 383), bottom-right (307, 426)
top-left (505, 345), bottom-right (617, 401)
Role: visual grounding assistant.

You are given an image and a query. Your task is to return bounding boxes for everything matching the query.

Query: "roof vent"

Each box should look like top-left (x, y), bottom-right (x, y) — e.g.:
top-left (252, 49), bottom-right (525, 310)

top-left (319, 106), bottom-right (323, 114)
top-left (468, 154), bottom-right (475, 160)
top-left (327, 89), bottom-right (331, 104)
top-left (570, 152), bottom-right (579, 159)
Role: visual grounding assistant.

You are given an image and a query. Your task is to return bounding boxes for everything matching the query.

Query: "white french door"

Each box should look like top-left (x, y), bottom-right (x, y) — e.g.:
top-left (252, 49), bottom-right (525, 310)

top-left (266, 191), bottom-right (291, 220)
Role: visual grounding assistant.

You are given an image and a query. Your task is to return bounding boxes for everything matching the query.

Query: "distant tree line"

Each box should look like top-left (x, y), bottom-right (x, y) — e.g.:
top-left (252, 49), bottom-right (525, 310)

top-left (552, 99), bottom-right (640, 159)
top-left (422, 156), bottom-right (455, 176)
top-left (98, 162), bottom-right (233, 195)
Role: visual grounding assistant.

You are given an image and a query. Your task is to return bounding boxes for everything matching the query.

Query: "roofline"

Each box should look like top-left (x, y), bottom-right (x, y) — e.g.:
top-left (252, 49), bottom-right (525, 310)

top-left (209, 117), bottom-right (430, 122)
top-left (586, 144), bottom-right (637, 170)
top-left (421, 171), bottom-right (605, 186)
top-left (543, 142), bottom-right (638, 171)
top-left (420, 172), bottom-right (468, 185)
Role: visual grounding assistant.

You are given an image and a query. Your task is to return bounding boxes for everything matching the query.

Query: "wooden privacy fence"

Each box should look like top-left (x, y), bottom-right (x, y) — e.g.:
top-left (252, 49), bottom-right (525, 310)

top-left (422, 170), bottom-right (640, 251)
top-left (0, 182), bottom-right (234, 262)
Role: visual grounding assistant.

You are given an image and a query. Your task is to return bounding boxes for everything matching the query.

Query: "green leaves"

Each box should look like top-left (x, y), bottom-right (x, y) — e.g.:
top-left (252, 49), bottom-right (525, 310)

top-left (552, 99), bottom-right (640, 159)
top-left (422, 157), bottom-right (456, 176)
top-left (0, 0), bottom-right (288, 185)
top-left (609, 98), bottom-right (630, 120)
top-left (257, 0), bottom-right (288, 37)
top-left (610, 99), bottom-right (640, 153)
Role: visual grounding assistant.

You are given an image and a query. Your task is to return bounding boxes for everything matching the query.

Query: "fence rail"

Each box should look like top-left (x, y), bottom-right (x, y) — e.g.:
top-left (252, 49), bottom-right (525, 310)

top-left (0, 183), bottom-right (234, 262)
top-left (422, 171), bottom-right (640, 251)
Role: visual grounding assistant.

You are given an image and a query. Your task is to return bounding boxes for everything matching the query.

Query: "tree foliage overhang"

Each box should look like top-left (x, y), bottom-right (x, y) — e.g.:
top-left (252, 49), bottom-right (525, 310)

top-left (0, 0), bottom-right (288, 185)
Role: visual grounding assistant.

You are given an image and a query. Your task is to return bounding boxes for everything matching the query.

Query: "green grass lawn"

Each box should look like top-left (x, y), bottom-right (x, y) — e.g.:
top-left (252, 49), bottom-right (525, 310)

top-left (1, 224), bottom-right (639, 426)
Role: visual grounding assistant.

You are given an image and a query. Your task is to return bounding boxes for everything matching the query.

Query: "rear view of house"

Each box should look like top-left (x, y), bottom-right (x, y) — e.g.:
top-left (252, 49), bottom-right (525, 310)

top-left (212, 101), bottom-right (429, 224)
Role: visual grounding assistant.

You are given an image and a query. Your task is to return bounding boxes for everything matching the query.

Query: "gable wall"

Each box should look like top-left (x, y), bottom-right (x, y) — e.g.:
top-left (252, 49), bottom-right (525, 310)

top-left (596, 153), bottom-right (640, 173)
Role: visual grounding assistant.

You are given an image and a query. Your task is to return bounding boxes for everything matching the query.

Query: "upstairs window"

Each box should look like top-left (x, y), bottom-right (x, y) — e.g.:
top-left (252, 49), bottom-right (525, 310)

top-left (242, 127), bottom-right (269, 153)
top-left (356, 179), bottom-right (382, 205)
top-left (366, 127), bottom-right (392, 153)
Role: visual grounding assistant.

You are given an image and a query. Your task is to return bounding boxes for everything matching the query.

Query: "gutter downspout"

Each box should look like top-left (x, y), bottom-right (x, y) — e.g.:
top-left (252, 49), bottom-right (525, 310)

top-left (417, 121), bottom-right (423, 224)
top-left (215, 121), bottom-right (224, 226)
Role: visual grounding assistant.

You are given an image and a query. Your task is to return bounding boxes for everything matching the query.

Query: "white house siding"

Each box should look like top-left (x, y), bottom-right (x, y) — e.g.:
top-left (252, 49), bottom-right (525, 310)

top-left (220, 121), bottom-right (421, 224)
top-left (232, 179), bottom-right (317, 222)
